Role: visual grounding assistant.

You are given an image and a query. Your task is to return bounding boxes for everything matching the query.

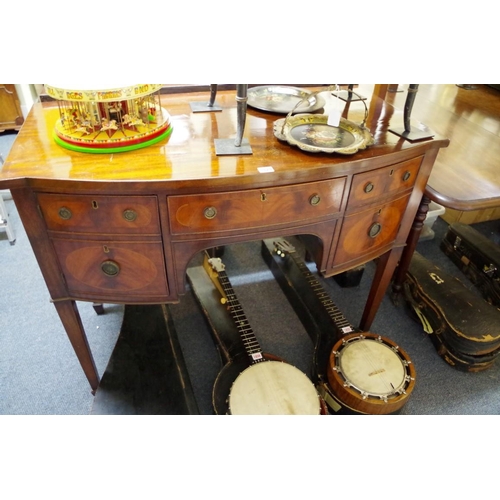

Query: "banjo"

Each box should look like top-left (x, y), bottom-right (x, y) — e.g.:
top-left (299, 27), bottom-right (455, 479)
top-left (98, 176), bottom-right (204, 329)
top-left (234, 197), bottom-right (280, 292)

top-left (272, 238), bottom-right (416, 415)
top-left (327, 333), bottom-right (416, 415)
top-left (272, 238), bottom-right (354, 382)
top-left (205, 255), bottom-right (321, 415)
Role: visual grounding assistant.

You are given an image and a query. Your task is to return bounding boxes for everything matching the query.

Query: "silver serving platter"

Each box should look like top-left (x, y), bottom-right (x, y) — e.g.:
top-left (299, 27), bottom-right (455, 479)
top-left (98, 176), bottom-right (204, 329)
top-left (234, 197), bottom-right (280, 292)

top-left (274, 114), bottom-right (374, 155)
top-left (248, 86), bottom-right (325, 114)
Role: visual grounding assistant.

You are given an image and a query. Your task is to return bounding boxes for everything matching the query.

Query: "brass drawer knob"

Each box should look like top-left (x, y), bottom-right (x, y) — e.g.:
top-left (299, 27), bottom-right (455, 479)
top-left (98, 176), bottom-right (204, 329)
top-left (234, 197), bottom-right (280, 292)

top-left (309, 194), bottom-right (321, 206)
top-left (204, 206), bottom-right (217, 219)
top-left (101, 260), bottom-right (120, 277)
top-left (368, 222), bottom-right (382, 238)
top-left (364, 182), bottom-right (375, 194)
top-left (58, 207), bottom-right (72, 220)
top-left (402, 171), bottom-right (411, 182)
top-left (123, 209), bottom-right (138, 222)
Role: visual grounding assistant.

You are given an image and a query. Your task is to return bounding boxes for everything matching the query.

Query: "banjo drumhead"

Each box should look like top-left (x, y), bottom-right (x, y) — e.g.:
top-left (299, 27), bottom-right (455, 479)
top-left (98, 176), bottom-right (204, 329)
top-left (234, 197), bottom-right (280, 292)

top-left (229, 361), bottom-right (320, 415)
top-left (338, 339), bottom-right (406, 396)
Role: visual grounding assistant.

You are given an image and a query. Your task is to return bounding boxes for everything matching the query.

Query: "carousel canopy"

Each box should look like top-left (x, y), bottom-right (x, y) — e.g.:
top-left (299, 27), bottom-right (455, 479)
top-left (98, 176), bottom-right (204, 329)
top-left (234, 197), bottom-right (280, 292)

top-left (45, 84), bottom-right (164, 102)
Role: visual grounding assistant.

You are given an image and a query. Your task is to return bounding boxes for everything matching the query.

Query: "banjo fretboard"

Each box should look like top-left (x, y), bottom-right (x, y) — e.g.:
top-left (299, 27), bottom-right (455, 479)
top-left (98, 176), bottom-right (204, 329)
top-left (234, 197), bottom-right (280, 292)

top-left (274, 240), bottom-right (355, 335)
top-left (208, 259), bottom-right (265, 364)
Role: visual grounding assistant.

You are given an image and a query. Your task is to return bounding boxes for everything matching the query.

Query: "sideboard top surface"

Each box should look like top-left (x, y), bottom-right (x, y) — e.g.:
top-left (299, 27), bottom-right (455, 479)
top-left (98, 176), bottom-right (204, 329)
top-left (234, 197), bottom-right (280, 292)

top-left (0, 88), bottom-right (449, 190)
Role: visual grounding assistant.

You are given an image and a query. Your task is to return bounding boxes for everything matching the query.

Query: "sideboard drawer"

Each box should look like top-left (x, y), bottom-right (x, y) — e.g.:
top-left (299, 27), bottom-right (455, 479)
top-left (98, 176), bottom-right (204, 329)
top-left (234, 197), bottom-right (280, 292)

top-left (168, 178), bottom-right (346, 235)
top-left (51, 239), bottom-right (169, 298)
top-left (347, 157), bottom-right (422, 210)
top-left (332, 194), bottom-right (411, 266)
top-left (37, 193), bottom-right (161, 235)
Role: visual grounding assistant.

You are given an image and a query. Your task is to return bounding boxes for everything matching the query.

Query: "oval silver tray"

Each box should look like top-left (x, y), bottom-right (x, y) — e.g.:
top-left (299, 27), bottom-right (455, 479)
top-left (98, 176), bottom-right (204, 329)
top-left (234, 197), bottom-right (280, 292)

top-left (248, 86), bottom-right (325, 114)
top-left (273, 114), bottom-right (374, 154)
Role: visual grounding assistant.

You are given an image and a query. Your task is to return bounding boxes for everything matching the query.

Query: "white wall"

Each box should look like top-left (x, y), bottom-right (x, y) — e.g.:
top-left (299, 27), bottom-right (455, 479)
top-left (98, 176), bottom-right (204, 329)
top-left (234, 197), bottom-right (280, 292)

top-left (14, 84), bottom-right (42, 118)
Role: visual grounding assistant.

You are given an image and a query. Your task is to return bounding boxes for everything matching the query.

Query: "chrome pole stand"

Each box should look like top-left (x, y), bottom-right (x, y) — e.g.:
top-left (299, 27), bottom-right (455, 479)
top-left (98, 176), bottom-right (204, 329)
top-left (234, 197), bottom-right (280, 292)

top-left (215, 84), bottom-right (252, 155)
top-left (389, 84), bottom-right (434, 142)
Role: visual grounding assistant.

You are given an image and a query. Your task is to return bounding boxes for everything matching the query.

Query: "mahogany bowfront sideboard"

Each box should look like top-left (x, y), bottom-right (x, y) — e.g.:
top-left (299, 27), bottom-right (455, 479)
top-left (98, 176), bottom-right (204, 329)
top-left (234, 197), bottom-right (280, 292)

top-left (0, 88), bottom-right (449, 392)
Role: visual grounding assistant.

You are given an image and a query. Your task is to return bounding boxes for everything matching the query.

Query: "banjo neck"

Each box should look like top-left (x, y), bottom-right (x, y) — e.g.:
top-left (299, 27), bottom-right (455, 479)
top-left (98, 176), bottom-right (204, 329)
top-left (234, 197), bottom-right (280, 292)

top-left (205, 255), bottom-right (265, 364)
top-left (274, 239), bottom-right (355, 336)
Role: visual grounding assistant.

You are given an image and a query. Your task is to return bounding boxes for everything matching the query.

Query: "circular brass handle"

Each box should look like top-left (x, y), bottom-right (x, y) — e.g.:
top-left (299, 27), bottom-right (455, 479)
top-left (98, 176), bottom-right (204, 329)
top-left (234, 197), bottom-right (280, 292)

top-left (123, 209), bottom-right (138, 222)
top-left (368, 222), bottom-right (382, 238)
top-left (204, 206), bottom-right (217, 219)
top-left (101, 260), bottom-right (120, 277)
top-left (364, 182), bottom-right (375, 194)
top-left (309, 194), bottom-right (321, 206)
top-left (58, 207), bottom-right (72, 220)
top-left (402, 171), bottom-right (411, 182)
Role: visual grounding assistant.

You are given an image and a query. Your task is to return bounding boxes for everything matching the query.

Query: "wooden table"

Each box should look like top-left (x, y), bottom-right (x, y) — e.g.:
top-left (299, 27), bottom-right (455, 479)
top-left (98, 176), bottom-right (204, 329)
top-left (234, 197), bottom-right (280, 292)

top-left (378, 84), bottom-right (500, 220)
top-left (0, 87), bottom-right (449, 392)
top-left (377, 83), bottom-right (500, 293)
top-left (422, 86), bottom-right (500, 231)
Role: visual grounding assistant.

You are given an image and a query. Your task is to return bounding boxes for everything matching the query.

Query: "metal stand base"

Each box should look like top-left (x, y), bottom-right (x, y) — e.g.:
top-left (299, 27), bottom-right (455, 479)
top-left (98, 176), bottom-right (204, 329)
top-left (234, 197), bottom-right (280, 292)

top-left (190, 102), bottom-right (223, 113)
top-left (389, 123), bottom-right (434, 142)
top-left (214, 138), bottom-right (252, 156)
top-left (388, 85), bottom-right (404, 93)
top-left (457, 84), bottom-right (478, 90)
top-left (332, 90), bottom-right (366, 102)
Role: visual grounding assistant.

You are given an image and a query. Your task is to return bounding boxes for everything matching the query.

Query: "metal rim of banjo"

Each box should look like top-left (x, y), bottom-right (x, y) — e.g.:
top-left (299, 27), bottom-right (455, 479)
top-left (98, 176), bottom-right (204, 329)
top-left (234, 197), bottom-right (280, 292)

top-left (327, 332), bottom-right (416, 415)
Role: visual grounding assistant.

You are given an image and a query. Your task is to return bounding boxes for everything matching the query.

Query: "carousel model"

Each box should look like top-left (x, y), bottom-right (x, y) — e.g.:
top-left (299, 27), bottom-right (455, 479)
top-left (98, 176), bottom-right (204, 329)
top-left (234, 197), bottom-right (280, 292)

top-left (45, 84), bottom-right (172, 153)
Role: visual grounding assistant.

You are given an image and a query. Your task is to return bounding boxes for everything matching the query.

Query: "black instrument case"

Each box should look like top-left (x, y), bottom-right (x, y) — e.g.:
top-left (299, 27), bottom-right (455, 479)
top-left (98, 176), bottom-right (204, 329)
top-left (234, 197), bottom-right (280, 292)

top-left (403, 251), bottom-right (500, 372)
top-left (440, 222), bottom-right (500, 308)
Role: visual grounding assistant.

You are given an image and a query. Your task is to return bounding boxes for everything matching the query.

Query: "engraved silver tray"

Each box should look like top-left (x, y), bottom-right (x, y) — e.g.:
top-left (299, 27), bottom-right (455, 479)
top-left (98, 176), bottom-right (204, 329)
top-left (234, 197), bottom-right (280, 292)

top-left (248, 86), bottom-right (325, 114)
top-left (274, 114), bottom-right (374, 155)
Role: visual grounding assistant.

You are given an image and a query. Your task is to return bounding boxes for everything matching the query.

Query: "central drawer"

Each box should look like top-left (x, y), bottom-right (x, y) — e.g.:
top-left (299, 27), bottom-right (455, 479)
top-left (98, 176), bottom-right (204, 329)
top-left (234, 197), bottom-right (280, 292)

top-left (168, 178), bottom-right (346, 235)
